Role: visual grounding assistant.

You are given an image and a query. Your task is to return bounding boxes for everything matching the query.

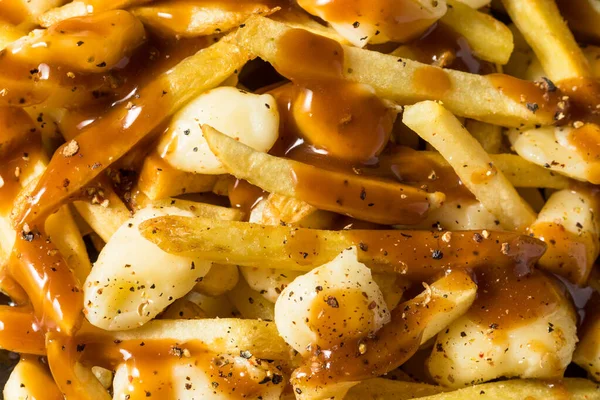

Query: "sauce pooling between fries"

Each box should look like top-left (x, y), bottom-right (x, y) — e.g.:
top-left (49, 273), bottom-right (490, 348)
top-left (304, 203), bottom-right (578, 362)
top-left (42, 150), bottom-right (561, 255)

top-left (0, 0), bottom-right (599, 398)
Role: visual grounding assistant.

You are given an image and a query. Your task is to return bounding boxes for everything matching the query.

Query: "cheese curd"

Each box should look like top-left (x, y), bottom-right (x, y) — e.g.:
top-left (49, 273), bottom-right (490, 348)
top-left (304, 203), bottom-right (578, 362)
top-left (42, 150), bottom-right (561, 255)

top-left (297, 0), bottom-right (447, 47)
top-left (427, 278), bottom-right (578, 388)
top-left (158, 86), bottom-right (279, 175)
top-left (83, 206), bottom-right (212, 331)
top-left (274, 248), bottom-right (390, 356)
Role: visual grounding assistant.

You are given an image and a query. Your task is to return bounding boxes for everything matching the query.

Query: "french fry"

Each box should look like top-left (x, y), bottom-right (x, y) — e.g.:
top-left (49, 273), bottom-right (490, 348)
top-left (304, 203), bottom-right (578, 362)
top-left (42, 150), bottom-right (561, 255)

top-left (37, 0), bottom-right (151, 27)
top-left (556, 0), bottom-right (600, 45)
top-left (573, 294), bottom-right (600, 382)
top-left (270, 7), bottom-right (349, 44)
top-left (403, 101), bottom-right (537, 231)
top-left (161, 291), bottom-right (237, 319)
top-left (45, 204), bottom-right (91, 283)
top-left (0, 22), bottom-right (24, 50)
top-left (291, 271), bottom-right (476, 396)
top-left (235, 16), bottom-right (558, 128)
top-left (46, 333), bottom-right (111, 400)
top-left (72, 189), bottom-right (130, 243)
top-left (464, 119), bottom-right (503, 154)
top-left (516, 188), bottom-right (545, 213)
top-left (503, 23), bottom-right (535, 79)
top-left (194, 263), bottom-right (239, 297)
top-left (3, 356), bottom-right (62, 399)
top-left (203, 125), bottom-right (444, 226)
top-left (404, 151), bottom-right (570, 189)
top-left (0, 0), bottom-right (64, 26)
top-left (137, 152), bottom-right (220, 200)
top-left (76, 319), bottom-right (290, 361)
top-left (343, 378), bottom-right (445, 400)
top-left (131, 3), bottom-right (279, 38)
top-left (139, 216), bottom-right (546, 278)
top-left (501, 0), bottom-right (591, 81)
top-left (227, 277), bottom-right (275, 321)
top-left (485, 153), bottom-right (571, 189)
top-left (441, 0), bottom-right (514, 65)
top-left (0, 306), bottom-right (45, 355)
top-left (16, 37), bottom-right (251, 227)
top-left (415, 378), bottom-right (600, 399)
top-left (83, 200), bottom-right (240, 331)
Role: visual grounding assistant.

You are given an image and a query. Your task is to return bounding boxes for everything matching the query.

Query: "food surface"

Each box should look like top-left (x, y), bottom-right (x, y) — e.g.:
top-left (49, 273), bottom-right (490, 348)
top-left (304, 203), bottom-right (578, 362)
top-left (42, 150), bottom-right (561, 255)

top-left (0, 0), bottom-right (599, 399)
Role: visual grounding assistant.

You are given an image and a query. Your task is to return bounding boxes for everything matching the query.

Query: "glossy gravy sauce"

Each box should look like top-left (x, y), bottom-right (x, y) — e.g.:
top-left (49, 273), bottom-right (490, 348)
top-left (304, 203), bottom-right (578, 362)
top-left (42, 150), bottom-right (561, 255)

top-left (0, 2), bottom-right (596, 397)
top-left (297, 0), bottom-right (442, 43)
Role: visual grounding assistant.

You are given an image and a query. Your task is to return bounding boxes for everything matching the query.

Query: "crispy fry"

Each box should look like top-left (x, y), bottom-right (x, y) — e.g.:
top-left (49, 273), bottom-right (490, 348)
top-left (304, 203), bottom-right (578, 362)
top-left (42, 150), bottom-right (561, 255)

top-left (556, 0), bottom-right (600, 45)
top-left (403, 101), bottom-right (537, 231)
top-left (76, 319), bottom-right (290, 360)
top-left (131, 3), bottom-right (279, 38)
top-left (0, 22), bottom-right (24, 50)
top-left (0, 306), bottom-right (45, 355)
top-left (194, 263), bottom-right (239, 297)
top-left (501, 0), bottom-right (592, 81)
top-left (46, 333), bottom-right (111, 400)
top-left (464, 119), bottom-right (503, 154)
top-left (3, 356), bottom-right (62, 399)
top-left (203, 125), bottom-right (444, 225)
top-left (138, 152), bottom-right (220, 200)
top-left (45, 205), bottom-right (91, 283)
top-left (227, 277), bottom-right (275, 321)
top-left (38, 0), bottom-right (152, 27)
top-left (418, 151), bottom-right (571, 189)
top-left (16, 37), bottom-right (251, 226)
top-left (441, 0), bottom-right (513, 65)
top-left (235, 16), bottom-right (556, 127)
top-left (343, 378), bottom-right (446, 400)
top-left (139, 216), bottom-right (546, 278)
top-left (0, 0), bottom-right (64, 26)
top-left (415, 378), bottom-right (599, 399)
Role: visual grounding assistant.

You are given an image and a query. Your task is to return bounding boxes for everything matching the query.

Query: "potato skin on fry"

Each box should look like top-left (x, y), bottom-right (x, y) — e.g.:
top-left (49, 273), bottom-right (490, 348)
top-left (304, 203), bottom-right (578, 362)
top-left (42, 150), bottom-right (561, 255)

top-left (138, 216), bottom-right (546, 279)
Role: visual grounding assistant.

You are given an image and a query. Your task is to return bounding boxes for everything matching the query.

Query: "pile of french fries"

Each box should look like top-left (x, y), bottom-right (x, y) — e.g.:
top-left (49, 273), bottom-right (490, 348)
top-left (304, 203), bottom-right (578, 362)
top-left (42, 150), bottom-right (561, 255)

top-left (0, 0), bottom-right (599, 399)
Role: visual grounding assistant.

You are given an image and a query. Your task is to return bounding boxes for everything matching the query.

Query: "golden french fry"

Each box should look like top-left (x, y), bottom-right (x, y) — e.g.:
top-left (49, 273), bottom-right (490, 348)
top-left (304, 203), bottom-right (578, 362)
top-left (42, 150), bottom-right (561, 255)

top-left (464, 120), bottom-right (503, 154)
top-left (3, 356), bottom-right (63, 399)
top-left (235, 16), bottom-right (558, 128)
top-left (573, 294), bottom-right (600, 381)
top-left (291, 271), bottom-right (476, 395)
top-left (137, 152), bottom-right (220, 200)
top-left (72, 191), bottom-right (130, 243)
top-left (404, 151), bottom-right (570, 189)
top-left (194, 263), bottom-right (239, 297)
top-left (16, 37), bottom-right (251, 227)
top-left (415, 378), bottom-right (600, 399)
top-left (227, 277), bottom-right (275, 321)
top-left (38, 0), bottom-right (152, 27)
top-left (556, 0), bottom-right (600, 45)
top-left (203, 125), bottom-right (444, 225)
top-left (139, 216), bottom-right (546, 278)
top-left (441, 0), bottom-right (514, 64)
top-left (343, 378), bottom-right (445, 400)
top-left (45, 205), bottom-right (91, 283)
top-left (76, 318), bottom-right (290, 360)
top-left (0, 22), bottom-right (24, 50)
top-left (270, 7), bottom-right (349, 44)
top-left (403, 101), bottom-right (537, 231)
top-left (46, 333), bottom-right (111, 400)
top-left (131, 3), bottom-right (279, 38)
top-left (0, 0), bottom-right (64, 26)
top-left (501, 0), bottom-right (591, 81)
top-left (0, 306), bottom-right (45, 355)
